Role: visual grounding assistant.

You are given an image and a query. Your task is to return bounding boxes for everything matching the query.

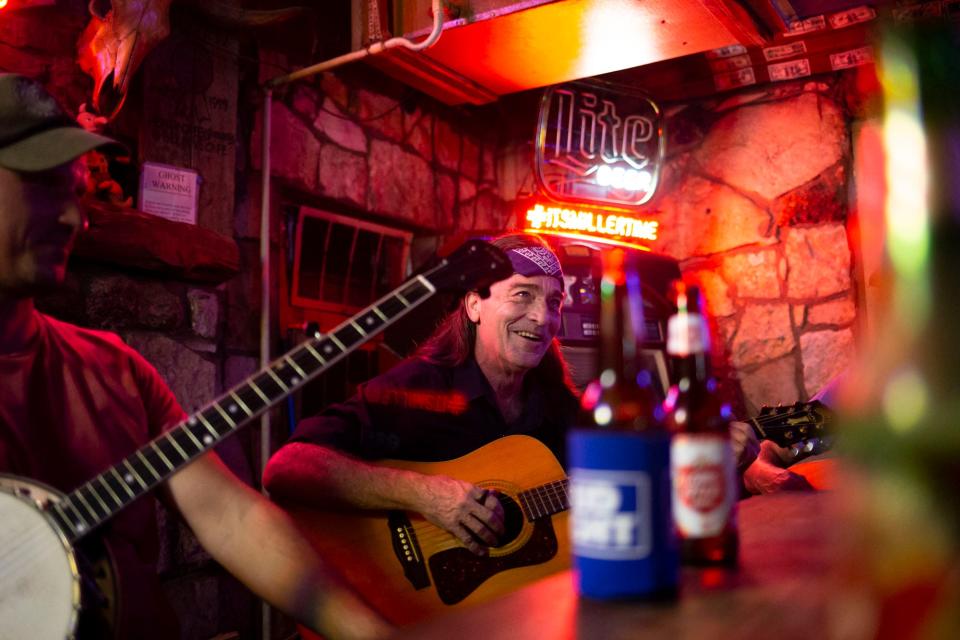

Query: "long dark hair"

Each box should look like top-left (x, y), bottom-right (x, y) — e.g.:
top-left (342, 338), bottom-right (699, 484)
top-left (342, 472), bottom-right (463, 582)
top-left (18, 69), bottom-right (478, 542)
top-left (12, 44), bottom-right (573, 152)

top-left (416, 233), bottom-right (579, 402)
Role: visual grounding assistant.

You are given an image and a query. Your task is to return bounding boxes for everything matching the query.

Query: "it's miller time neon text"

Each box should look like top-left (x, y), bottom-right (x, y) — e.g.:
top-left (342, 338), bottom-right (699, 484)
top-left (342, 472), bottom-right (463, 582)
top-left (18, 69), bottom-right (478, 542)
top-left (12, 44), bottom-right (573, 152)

top-left (524, 203), bottom-right (659, 244)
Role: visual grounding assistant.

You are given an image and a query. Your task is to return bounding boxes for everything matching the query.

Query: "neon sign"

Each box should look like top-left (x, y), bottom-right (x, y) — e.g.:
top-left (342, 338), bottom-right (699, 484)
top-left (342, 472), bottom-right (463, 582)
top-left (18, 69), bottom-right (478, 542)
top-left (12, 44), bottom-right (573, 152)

top-left (522, 203), bottom-right (659, 250)
top-left (536, 81), bottom-right (664, 207)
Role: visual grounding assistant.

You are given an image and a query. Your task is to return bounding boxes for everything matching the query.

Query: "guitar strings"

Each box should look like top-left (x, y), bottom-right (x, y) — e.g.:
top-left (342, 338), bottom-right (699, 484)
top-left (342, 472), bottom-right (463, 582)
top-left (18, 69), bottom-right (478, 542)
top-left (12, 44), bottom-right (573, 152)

top-left (406, 482), bottom-right (569, 548)
top-left (753, 409), bottom-right (827, 425)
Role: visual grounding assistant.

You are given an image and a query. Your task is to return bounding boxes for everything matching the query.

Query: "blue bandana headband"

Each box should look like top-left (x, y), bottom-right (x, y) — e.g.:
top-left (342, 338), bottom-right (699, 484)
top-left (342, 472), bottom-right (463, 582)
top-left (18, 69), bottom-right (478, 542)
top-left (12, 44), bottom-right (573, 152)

top-left (507, 246), bottom-right (564, 286)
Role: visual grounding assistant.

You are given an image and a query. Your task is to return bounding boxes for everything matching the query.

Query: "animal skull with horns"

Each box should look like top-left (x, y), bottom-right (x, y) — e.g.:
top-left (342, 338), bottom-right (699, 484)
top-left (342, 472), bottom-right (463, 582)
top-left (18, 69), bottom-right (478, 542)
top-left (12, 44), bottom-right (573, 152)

top-left (77, 0), bottom-right (304, 119)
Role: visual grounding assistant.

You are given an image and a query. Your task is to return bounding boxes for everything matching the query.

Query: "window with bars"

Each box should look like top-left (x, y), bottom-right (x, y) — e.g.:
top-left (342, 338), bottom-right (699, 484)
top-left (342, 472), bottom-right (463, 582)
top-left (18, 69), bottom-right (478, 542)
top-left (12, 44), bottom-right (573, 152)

top-left (291, 206), bottom-right (412, 313)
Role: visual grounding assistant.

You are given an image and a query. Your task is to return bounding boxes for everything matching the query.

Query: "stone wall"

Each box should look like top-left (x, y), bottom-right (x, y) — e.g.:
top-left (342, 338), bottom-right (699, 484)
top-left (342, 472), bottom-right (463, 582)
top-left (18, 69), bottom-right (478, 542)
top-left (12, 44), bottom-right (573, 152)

top-left (499, 75), bottom-right (862, 414)
top-left (247, 65), bottom-right (513, 248)
top-left (508, 77), bottom-right (861, 414)
top-left (654, 78), bottom-right (859, 413)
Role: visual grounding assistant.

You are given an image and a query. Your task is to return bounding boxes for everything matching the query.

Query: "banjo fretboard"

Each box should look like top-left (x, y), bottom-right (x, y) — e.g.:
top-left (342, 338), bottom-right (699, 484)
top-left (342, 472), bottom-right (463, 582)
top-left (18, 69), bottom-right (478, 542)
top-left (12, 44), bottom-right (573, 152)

top-left (46, 277), bottom-right (441, 542)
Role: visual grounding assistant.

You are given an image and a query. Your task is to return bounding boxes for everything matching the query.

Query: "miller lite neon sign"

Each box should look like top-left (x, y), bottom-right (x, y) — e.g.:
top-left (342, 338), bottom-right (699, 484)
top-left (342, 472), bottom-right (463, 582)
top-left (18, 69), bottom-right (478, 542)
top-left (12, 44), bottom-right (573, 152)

top-left (536, 81), bottom-right (664, 207)
top-left (521, 203), bottom-right (659, 251)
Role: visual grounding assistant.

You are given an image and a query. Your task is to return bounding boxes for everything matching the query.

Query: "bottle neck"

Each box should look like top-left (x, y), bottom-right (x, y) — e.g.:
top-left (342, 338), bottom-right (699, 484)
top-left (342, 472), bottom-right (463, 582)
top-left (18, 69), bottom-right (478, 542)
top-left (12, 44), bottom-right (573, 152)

top-left (667, 310), bottom-right (712, 385)
top-left (670, 352), bottom-right (711, 385)
top-left (598, 263), bottom-right (644, 385)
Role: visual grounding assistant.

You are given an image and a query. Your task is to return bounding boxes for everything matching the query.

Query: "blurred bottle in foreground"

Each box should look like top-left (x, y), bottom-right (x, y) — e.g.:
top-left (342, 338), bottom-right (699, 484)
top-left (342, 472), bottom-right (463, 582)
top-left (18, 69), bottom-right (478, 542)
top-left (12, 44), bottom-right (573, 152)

top-left (568, 248), bottom-right (678, 600)
top-left (834, 21), bottom-right (960, 640)
top-left (664, 283), bottom-right (738, 566)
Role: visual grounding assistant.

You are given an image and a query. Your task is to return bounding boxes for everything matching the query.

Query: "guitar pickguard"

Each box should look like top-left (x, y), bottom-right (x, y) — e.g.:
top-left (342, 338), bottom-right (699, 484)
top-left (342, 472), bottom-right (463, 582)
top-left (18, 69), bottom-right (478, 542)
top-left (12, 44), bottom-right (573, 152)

top-left (428, 517), bottom-right (559, 605)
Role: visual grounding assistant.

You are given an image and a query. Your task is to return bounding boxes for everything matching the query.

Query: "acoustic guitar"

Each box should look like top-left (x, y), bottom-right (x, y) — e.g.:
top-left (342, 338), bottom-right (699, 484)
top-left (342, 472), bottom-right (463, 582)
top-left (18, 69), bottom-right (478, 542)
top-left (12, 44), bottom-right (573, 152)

top-left (287, 400), bottom-right (833, 629)
top-left (0, 239), bottom-right (512, 640)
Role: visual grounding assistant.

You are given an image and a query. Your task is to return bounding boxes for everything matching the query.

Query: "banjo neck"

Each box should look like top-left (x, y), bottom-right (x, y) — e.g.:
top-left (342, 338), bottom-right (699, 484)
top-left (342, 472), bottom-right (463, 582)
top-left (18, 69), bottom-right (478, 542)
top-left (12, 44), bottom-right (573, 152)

top-left (43, 240), bottom-right (513, 544)
top-left (47, 277), bottom-right (438, 543)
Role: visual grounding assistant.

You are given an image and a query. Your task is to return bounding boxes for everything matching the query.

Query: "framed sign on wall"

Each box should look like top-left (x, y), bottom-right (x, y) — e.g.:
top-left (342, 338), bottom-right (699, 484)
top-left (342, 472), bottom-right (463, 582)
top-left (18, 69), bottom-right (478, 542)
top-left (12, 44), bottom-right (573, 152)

top-left (535, 80), bottom-right (664, 208)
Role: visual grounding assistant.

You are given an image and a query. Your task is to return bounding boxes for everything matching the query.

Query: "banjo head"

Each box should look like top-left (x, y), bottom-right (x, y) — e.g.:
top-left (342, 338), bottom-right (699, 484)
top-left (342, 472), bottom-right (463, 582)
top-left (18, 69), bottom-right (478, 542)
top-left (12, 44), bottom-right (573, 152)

top-left (0, 476), bottom-right (80, 640)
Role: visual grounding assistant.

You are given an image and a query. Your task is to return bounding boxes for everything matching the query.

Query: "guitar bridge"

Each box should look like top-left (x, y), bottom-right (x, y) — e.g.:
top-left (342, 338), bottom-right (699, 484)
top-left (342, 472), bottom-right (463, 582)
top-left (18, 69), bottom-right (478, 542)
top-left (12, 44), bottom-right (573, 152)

top-left (388, 512), bottom-right (430, 590)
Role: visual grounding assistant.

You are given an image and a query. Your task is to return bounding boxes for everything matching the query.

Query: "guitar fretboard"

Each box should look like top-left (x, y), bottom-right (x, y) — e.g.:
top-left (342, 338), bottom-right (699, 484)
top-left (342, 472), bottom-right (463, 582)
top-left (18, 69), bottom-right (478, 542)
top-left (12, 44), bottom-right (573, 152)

top-left (518, 479), bottom-right (569, 521)
top-left (46, 277), bottom-right (437, 543)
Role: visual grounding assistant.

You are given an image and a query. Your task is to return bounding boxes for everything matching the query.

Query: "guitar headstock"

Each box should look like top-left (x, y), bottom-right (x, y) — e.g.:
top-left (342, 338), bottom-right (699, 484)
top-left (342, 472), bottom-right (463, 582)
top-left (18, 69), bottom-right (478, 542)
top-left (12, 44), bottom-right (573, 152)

top-left (422, 240), bottom-right (513, 293)
top-left (750, 400), bottom-right (833, 454)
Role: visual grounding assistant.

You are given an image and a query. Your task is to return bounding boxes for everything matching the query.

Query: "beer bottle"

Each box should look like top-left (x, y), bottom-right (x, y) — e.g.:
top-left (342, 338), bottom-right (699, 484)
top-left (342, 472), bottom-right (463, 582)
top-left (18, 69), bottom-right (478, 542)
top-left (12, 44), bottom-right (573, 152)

top-left (664, 282), bottom-right (738, 565)
top-left (568, 248), bottom-right (678, 600)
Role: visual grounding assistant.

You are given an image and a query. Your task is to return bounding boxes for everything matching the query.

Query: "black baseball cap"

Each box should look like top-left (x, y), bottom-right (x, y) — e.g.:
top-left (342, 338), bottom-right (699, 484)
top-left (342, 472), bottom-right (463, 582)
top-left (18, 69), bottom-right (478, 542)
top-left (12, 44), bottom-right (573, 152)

top-left (0, 73), bottom-right (120, 172)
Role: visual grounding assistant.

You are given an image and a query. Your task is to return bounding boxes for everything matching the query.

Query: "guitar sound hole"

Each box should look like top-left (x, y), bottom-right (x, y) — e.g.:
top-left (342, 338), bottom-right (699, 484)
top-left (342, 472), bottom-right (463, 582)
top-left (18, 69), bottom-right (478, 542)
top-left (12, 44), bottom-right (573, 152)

top-left (492, 492), bottom-right (524, 548)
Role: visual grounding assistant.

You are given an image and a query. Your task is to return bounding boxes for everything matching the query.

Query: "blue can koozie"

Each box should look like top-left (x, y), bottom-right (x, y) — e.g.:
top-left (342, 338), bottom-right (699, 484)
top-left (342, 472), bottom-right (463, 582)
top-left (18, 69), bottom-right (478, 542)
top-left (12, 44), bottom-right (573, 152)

top-left (568, 429), bottom-right (678, 599)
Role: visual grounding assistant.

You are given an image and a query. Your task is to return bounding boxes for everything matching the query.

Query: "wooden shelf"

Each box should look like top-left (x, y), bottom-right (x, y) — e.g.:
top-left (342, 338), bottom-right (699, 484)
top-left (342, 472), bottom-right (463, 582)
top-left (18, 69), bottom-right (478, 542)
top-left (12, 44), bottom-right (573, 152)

top-left (360, 0), bottom-right (769, 105)
top-left (73, 201), bottom-right (241, 284)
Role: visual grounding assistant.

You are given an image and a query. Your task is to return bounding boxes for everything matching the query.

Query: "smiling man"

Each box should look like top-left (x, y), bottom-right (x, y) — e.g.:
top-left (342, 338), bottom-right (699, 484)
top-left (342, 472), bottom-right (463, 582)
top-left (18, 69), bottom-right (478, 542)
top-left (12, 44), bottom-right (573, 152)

top-left (264, 234), bottom-right (580, 556)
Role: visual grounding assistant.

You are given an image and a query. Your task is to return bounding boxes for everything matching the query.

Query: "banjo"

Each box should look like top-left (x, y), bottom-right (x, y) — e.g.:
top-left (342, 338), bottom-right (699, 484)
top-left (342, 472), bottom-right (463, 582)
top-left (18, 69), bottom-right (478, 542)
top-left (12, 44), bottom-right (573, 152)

top-left (0, 240), bottom-right (511, 639)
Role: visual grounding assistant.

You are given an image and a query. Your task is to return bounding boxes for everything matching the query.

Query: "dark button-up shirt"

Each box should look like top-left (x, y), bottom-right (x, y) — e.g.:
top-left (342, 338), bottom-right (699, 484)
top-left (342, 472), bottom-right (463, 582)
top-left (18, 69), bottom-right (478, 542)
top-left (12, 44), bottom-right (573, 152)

top-left (292, 356), bottom-right (573, 465)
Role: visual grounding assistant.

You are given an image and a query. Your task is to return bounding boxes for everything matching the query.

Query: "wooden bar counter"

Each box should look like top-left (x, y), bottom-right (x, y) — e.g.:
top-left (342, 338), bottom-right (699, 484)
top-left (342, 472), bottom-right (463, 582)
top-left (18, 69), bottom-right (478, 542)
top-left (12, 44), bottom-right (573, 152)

top-left (393, 492), bottom-right (837, 640)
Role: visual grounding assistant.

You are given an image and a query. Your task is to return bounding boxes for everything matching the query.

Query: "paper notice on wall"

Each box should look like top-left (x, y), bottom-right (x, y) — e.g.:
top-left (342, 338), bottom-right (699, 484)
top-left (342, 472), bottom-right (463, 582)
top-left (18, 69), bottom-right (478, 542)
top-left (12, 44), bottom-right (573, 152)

top-left (714, 67), bottom-right (756, 92)
top-left (763, 41), bottom-right (807, 62)
top-left (829, 6), bottom-right (876, 29)
top-left (767, 58), bottom-right (812, 82)
top-left (139, 162), bottom-right (200, 225)
top-left (708, 53), bottom-right (752, 73)
top-left (705, 44), bottom-right (747, 59)
top-left (830, 46), bottom-right (874, 71)
top-left (786, 15), bottom-right (826, 36)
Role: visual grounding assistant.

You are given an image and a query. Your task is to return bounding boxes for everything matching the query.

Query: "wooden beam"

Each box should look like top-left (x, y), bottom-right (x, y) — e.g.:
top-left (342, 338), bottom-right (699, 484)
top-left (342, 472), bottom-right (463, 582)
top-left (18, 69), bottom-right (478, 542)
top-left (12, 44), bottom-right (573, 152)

top-left (73, 201), bottom-right (241, 284)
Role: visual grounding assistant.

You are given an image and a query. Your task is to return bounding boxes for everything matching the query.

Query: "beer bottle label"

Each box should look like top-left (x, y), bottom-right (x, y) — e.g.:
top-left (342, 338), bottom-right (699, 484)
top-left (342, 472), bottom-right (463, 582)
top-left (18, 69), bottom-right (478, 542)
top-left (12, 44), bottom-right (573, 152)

top-left (570, 468), bottom-right (652, 559)
top-left (568, 429), bottom-right (677, 599)
top-left (670, 434), bottom-right (736, 537)
top-left (666, 312), bottom-right (710, 356)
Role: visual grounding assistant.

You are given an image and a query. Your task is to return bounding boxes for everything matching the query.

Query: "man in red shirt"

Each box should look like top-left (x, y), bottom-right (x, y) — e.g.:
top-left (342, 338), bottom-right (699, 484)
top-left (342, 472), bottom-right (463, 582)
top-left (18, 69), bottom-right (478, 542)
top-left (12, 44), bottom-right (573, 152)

top-left (0, 72), bottom-right (386, 639)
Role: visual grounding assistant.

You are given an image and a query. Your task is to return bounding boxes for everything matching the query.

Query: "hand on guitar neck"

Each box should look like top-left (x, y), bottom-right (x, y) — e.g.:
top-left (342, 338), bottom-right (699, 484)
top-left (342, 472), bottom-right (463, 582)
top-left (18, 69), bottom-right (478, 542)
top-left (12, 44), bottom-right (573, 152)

top-left (739, 400), bottom-right (836, 494)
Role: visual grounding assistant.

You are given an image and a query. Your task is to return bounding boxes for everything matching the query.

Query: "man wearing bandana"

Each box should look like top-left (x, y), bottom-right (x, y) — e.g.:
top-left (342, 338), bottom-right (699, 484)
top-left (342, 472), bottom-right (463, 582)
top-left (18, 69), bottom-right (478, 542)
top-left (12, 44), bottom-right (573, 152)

top-left (264, 233), bottom-right (578, 556)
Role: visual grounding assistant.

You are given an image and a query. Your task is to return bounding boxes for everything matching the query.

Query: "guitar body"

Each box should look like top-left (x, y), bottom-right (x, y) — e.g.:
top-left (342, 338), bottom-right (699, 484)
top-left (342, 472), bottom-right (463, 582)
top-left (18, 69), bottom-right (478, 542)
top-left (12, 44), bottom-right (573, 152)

top-left (284, 436), bottom-right (571, 627)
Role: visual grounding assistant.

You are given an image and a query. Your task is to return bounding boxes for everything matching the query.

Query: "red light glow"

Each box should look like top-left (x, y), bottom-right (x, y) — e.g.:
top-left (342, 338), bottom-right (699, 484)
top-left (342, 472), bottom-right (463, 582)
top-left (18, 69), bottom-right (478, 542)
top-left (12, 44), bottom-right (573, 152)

top-left (0, 0), bottom-right (8, 8)
top-left (365, 386), bottom-right (468, 415)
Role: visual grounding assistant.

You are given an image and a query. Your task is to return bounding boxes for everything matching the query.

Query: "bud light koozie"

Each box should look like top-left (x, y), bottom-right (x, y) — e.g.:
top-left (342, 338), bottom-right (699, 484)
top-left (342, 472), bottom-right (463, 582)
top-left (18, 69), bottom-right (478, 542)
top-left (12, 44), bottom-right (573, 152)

top-left (568, 429), bottom-right (678, 599)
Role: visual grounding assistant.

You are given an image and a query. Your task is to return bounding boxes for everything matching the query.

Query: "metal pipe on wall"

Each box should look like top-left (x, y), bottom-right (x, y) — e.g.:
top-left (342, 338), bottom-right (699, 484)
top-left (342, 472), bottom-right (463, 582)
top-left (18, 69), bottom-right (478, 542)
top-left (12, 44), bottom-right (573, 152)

top-left (256, 2), bottom-right (444, 637)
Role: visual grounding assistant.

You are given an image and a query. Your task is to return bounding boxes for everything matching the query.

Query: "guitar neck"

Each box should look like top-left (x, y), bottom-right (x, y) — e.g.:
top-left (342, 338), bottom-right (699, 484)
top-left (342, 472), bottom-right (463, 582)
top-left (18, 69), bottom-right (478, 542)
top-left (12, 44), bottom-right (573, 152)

top-left (746, 400), bottom-right (832, 451)
top-left (46, 276), bottom-right (440, 543)
top-left (518, 478), bottom-right (569, 520)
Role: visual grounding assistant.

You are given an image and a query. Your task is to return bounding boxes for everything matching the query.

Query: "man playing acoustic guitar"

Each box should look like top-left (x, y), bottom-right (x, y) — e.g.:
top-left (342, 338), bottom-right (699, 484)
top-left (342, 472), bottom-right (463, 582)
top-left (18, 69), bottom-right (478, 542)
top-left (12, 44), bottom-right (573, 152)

top-left (264, 233), bottom-right (580, 558)
top-left (264, 234), bottom-right (759, 626)
top-left (0, 73), bottom-right (387, 640)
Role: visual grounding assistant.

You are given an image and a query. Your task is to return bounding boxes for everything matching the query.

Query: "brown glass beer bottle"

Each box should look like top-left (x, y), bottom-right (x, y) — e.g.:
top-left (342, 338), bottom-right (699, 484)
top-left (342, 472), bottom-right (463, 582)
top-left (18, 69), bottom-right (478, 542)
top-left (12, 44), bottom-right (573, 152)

top-left (664, 282), bottom-right (738, 565)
